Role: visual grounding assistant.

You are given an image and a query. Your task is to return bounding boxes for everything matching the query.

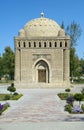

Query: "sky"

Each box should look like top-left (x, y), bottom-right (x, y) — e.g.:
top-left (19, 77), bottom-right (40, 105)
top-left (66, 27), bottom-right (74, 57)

top-left (0, 0), bottom-right (84, 59)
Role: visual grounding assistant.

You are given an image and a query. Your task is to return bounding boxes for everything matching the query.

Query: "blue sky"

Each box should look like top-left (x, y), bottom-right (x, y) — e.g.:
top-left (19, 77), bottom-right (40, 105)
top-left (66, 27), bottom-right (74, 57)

top-left (0, 0), bottom-right (84, 58)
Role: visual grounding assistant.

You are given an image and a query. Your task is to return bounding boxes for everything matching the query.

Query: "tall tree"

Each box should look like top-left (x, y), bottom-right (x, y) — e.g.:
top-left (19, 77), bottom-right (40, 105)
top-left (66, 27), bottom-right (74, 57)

top-left (66, 21), bottom-right (82, 82)
top-left (66, 21), bottom-right (82, 48)
top-left (2, 47), bottom-right (15, 80)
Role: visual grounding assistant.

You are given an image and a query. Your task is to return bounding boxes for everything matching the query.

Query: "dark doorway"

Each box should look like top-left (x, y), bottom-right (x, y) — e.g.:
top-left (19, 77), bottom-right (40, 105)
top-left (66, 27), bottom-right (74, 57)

top-left (38, 69), bottom-right (46, 82)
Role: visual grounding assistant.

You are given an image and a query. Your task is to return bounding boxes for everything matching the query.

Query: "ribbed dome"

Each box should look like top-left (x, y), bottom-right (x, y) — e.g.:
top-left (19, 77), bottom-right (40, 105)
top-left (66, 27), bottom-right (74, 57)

top-left (18, 16), bottom-right (65, 37)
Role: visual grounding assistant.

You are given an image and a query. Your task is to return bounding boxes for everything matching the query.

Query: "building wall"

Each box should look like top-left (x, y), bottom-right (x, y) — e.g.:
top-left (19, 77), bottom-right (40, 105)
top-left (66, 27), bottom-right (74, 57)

top-left (14, 37), bottom-right (70, 88)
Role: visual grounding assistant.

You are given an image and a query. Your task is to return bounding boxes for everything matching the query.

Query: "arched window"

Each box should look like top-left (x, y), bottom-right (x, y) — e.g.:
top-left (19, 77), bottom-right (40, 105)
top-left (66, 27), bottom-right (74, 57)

top-left (18, 42), bottom-right (20, 47)
top-left (34, 42), bottom-right (36, 47)
top-left (44, 42), bottom-right (46, 47)
top-left (49, 42), bottom-right (52, 47)
top-left (29, 42), bottom-right (31, 47)
top-left (55, 42), bottom-right (57, 47)
top-left (65, 42), bottom-right (67, 47)
top-left (23, 42), bottom-right (26, 47)
top-left (60, 42), bottom-right (62, 47)
top-left (39, 42), bottom-right (41, 47)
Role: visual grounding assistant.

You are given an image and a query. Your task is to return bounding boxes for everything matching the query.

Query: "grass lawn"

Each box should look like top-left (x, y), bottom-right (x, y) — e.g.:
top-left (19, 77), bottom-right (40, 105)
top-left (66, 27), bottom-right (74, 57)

top-left (0, 93), bottom-right (23, 101)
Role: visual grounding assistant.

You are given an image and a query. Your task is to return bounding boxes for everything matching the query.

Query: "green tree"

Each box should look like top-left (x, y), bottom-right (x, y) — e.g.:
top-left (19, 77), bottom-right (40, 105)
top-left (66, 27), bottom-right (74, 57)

top-left (2, 47), bottom-right (15, 80)
top-left (74, 93), bottom-right (83, 106)
top-left (0, 55), bottom-right (3, 79)
top-left (66, 21), bottom-right (82, 82)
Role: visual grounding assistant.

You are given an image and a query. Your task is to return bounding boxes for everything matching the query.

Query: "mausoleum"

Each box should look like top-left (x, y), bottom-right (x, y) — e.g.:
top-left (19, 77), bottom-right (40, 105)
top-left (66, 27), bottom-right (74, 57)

top-left (14, 13), bottom-right (70, 88)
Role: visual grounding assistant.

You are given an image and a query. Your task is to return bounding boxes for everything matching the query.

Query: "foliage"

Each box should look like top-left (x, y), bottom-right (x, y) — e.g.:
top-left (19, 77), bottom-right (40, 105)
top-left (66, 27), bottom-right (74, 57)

top-left (7, 85), bottom-right (16, 94)
top-left (11, 94), bottom-right (23, 100)
top-left (66, 96), bottom-right (74, 106)
top-left (64, 104), bottom-right (72, 113)
top-left (0, 47), bottom-right (15, 80)
top-left (65, 88), bottom-right (71, 92)
top-left (0, 93), bottom-right (23, 101)
top-left (74, 93), bottom-right (83, 106)
top-left (81, 88), bottom-right (84, 95)
top-left (81, 104), bottom-right (84, 112)
top-left (58, 93), bottom-right (72, 100)
top-left (66, 21), bottom-right (82, 47)
top-left (0, 103), bottom-right (9, 115)
top-left (4, 95), bottom-right (10, 100)
top-left (13, 92), bottom-right (19, 96)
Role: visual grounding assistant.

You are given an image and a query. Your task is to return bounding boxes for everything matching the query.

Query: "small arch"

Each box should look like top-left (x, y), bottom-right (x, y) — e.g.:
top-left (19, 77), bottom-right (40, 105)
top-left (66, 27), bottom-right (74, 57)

top-left (34, 42), bottom-right (36, 47)
top-left (18, 42), bottom-right (20, 47)
top-left (23, 42), bottom-right (26, 47)
top-left (39, 42), bottom-right (41, 47)
top-left (65, 42), bottom-right (67, 47)
top-left (49, 42), bottom-right (52, 47)
top-left (60, 42), bottom-right (62, 47)
top-left (55, 42), bottom-right (57, 47)
top-left (44, 42), bottom-right (46, 47)
top-left (29, 42), bottom-right (31, 47)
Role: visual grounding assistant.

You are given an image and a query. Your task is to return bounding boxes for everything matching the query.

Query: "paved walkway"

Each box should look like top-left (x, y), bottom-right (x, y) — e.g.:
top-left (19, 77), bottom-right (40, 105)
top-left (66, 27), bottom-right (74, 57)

top-left (0, 86), bottom-right (84, 123)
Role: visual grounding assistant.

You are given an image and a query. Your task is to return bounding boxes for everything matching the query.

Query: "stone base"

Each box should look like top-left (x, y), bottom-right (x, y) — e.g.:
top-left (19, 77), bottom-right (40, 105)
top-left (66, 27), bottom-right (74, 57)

top-left (14, 81), bottom-right (70, 89)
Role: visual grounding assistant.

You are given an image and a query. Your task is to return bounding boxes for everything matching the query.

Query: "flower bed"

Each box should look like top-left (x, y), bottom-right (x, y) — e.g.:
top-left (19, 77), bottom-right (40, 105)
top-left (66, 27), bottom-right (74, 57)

top-left (0, 103), bottom-right (10, 115)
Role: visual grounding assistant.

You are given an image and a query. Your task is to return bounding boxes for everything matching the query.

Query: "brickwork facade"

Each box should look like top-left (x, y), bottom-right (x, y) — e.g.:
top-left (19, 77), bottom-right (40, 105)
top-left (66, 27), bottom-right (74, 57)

top-left (14, 14), bottom-right (70, 88)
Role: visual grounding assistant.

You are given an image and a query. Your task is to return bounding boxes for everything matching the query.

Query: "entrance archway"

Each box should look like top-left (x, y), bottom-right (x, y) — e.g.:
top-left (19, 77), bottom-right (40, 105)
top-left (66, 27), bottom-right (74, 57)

top-left (35, 60), bottom-right (49, 83)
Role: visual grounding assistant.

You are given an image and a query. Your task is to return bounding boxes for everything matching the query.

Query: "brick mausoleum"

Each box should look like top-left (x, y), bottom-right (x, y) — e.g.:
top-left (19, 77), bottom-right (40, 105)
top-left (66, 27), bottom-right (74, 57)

top-left (14, 13), bottom-right (70, 88)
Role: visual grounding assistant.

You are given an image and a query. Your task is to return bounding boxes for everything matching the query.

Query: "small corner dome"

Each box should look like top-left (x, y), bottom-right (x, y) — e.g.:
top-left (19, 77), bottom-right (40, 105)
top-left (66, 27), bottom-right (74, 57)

top-left (18, 15), bottom-right (65, 37)
top-left (58, 29), bottom-right (65, 36)
top-left (18, 29), bottom-right (25, 37)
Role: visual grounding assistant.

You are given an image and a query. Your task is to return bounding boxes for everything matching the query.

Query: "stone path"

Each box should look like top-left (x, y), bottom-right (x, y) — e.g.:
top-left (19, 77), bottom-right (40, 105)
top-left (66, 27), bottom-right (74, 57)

top-left (0, 87), bottom-right (84, 123)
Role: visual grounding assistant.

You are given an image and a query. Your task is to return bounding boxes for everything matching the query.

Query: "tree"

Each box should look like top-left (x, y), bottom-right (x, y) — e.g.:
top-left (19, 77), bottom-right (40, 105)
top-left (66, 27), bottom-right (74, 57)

top-left (74, 93), bottom-right (83, 107)
top-left (66, 21), bottom-right (82, 48)
top-left (2, 47), bottom-right (15, 80)
top-left (0, 56), bottom-right (3, 79)
top-left (66, 21), bottom-right (82, 82)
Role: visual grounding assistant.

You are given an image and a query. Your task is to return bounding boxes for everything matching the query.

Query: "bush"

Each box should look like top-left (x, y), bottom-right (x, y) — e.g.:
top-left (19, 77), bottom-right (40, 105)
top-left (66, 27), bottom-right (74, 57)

top-left (64, 104), bottom-right (72, 113)
top-left (7, 86), bottom-right (16, 94)
top-left (4, 95), bottom-right (10, 100)
top-left (11, 94), bottom-right (23, 100)
top-left (65, 88), bottom-right (71, 92)
top-left (74, 93), bottom-right (83, 102)
top-left (58, 93), bottom-right (72, 100)
top-left (13, 92), bottom-right (19, 96)
top-left (81, 88), bottom-right (84, 95)
top-left (81, 104), bottom-right (84, 112)
top-left (66, 96), bottom-right (74, 106)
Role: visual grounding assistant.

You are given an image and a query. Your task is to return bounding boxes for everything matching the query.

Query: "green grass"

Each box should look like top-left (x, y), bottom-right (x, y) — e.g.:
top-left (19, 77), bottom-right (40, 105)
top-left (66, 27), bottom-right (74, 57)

top-left (0, 104), bottom-right (9, 115)
top-left (58, 93), bottom-right (73, 100)
top-left (0, 93), bottom-right (23, 101)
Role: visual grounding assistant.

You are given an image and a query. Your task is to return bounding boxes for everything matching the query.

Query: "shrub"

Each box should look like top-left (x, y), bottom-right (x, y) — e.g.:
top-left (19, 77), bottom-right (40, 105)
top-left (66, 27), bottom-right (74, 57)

top-left (11, 94), bottom-right (23, 100)
top-left (81, 88), bottom-right (84, 95)
top-left (66, 96), bottom-right (74, 106)
top-left (4, 95), bottom-right (10, 100)
top-left (64, 104), bottom-right (72, 113)
top-left (13, 92), bottom-right (19, 96)
top-left (58, 93), bottom-right (72, 100)
top-left (7, 86), bottom-right (16, 94)
top-left (74, 93), bottom-right (83, 101)
top-left (81, 104), bottom-right (84, 112)
top-left (65, 88), bottom-right (71, 92)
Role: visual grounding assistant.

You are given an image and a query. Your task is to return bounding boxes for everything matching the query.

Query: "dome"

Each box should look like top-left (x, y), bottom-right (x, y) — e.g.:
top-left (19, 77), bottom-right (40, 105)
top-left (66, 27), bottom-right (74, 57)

top-left (18, 15), bottom-right (65, 37)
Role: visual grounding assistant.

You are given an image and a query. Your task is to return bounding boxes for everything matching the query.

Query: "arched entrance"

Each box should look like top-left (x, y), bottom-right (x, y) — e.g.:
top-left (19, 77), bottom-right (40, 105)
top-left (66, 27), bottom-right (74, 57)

top-left (35, 60), bottom-right (49, 83)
